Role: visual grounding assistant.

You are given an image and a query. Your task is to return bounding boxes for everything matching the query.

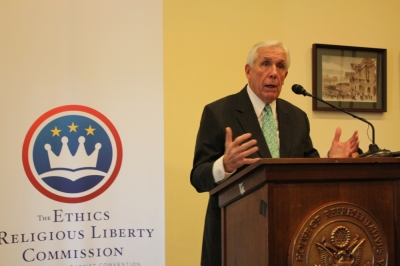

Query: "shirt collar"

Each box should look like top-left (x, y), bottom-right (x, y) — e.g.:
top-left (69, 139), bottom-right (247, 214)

top-left (246, 84), bottom-right (276, 119)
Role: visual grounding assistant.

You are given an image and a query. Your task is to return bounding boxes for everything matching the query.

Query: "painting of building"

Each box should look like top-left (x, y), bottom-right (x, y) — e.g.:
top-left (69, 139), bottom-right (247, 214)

top-left (321, 55), bottom-right (377, 102)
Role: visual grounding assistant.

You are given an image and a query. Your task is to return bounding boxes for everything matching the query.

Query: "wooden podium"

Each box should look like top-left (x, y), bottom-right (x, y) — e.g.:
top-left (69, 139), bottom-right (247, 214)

top-left (210, 158), bottom-right (400, 266)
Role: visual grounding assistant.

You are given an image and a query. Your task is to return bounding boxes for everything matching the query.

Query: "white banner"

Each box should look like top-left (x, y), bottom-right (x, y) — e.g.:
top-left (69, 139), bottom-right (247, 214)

top-left (0, 1), bottom-right (164, 265)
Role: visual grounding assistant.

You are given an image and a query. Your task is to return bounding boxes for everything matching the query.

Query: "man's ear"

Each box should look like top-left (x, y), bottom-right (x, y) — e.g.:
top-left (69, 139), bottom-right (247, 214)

top-left (245, 64), bottom-right (251, 78)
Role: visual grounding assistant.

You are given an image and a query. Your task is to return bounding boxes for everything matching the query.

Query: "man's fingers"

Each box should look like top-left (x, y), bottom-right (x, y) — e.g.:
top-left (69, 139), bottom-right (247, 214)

top-left (240, 146), bottom-right (259, 158)
top-left (225, 127), bottom-right (233, 146)
top-left (333, 127), bottom-right (342, 142)
top-left (225, 147), bottom-right (259, 170)
top-left (226, 139), bottom-right (258, 161)
top-left (232, 132), bottom-right (253, 146)
top-left (349, 131), bottom-right (359, 150)
top-left (223, 130), bottom-right (260, 172)
top-left (237, 138), bottom-right (257, 151)
top-left (243, 157), bottom-right (260, 165)
top-left (351, 131), bottom-right (359, 143)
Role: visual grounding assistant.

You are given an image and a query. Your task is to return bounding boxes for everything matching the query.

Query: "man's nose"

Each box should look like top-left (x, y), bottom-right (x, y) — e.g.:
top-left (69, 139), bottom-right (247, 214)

top-left (268, 65), bottom-right (278, 78)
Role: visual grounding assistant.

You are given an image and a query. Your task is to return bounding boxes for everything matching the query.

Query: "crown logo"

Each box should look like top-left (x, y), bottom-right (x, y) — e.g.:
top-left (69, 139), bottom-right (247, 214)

top-left (44, 136), bottom-right (101, 169)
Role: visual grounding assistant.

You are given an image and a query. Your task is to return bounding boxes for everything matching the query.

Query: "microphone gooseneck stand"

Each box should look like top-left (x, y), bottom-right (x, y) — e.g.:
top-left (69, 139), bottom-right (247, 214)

top-left (291, 84), bottom-right (396, 158)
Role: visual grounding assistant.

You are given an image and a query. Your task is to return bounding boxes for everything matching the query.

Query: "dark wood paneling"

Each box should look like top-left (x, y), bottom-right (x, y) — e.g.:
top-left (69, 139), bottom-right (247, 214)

top-left (224, 185), bottom-right (268, 265)
top-left (268, 181), bottom-right (395, 265)
top-left (213, 158), bottom-right (400, 266)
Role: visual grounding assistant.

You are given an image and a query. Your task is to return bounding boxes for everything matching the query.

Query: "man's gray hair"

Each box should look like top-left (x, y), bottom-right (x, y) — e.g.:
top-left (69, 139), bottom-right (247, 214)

top-left (246, 40), bottom-right (290, 71)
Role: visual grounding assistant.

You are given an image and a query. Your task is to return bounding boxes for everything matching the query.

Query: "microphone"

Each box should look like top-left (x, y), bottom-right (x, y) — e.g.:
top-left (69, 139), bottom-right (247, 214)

top-left (291, 84), bottom-right (394, 157)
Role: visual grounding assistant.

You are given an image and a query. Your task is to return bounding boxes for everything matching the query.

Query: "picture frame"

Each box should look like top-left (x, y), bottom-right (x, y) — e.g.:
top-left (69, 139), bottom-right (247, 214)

top-left (312, 43), bottom-right (387, 112)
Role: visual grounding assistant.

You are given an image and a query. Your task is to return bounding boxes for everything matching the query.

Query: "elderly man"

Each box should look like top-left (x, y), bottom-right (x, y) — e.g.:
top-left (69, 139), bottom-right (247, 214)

top-left (190, 40), bottom-right (359, 266)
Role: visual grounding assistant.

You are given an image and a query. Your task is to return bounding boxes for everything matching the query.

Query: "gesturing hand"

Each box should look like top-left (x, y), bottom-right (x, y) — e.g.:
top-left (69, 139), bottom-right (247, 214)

top-left (328, 127), bottom-right (359, 158)
top-left (223, 127), bottom-right (260, 173)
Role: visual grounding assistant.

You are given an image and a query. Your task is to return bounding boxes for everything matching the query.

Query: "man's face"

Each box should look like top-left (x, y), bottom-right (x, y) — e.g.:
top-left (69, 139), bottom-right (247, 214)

top-left (245, 46), bottom-right (288, 103)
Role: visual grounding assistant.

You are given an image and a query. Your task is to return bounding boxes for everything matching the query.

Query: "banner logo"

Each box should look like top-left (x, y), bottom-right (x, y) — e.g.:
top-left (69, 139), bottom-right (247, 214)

top-left (22, 105), bottom-right (123, 203)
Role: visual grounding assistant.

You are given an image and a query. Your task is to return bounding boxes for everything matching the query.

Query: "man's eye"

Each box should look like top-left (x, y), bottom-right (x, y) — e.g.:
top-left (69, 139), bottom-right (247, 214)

top-left (278, 64), bottom-right (285, 69)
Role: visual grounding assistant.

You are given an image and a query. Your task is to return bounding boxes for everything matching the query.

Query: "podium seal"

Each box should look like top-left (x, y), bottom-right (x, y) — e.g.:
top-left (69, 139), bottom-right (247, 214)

top-left (288, 202), bottom-right (387, 266)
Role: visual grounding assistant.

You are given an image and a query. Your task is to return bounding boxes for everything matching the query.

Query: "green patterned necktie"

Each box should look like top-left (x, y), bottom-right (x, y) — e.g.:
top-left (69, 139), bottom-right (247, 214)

top-left (262, 104), bottom-right (280, 158)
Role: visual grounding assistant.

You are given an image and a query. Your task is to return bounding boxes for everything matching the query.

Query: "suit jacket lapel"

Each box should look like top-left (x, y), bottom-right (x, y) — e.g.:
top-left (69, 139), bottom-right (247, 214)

top-left (276, 99), bottom-right (293, 158)
top-left (235, 87), bottom-right (271, 158)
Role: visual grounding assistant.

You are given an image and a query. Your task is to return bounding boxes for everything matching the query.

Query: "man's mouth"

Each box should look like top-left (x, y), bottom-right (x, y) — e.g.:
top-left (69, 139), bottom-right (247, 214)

top-left (264, 84), bottom-right (277, 88)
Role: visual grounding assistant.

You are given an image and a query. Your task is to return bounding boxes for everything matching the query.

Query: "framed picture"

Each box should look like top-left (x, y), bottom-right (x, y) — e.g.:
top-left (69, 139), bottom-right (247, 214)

top-left (312, 43), bottom-right (387, 112)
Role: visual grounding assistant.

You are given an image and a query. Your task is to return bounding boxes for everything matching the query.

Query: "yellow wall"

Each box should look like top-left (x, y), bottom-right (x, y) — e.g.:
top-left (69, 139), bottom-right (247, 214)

top-left (164, 0), bottom-right (400, 265)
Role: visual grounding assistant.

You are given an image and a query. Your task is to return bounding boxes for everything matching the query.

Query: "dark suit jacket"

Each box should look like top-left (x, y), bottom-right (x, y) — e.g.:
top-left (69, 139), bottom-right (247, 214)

top-left (190, 86), bottom-right (320, 266)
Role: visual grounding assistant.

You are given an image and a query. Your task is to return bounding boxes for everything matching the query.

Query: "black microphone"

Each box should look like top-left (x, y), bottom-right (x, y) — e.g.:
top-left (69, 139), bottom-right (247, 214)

top-left (291, 84), bottom-right (394, 157)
